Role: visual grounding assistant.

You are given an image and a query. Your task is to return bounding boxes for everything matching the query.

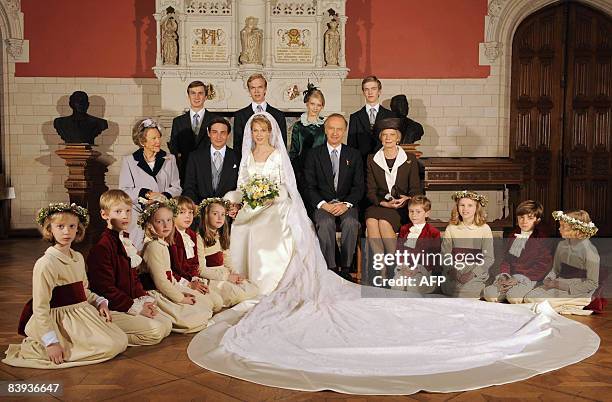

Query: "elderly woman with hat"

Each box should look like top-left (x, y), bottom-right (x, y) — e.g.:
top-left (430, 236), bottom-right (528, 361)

top-left (119, 117), bottom-right (182, 251)
top-left (365, 118), bottom-right (421, 276)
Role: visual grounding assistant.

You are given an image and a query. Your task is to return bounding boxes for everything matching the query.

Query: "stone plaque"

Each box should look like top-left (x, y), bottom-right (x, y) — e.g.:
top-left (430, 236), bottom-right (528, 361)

top-left (190, 26), bottom-right (228, 63)
top-left (274, 26), bottom-right (313, 64)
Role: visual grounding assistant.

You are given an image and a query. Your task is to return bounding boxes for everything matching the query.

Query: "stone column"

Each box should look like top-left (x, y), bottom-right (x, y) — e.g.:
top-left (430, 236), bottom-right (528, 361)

top-left (55, 144), bottom-right (108, 248)
top-left (315, 14), bottom-right (323, 67)
top-left (339, 15), bottom-right (348, 68)
top-left (264, 0), bottom-right (273, 67)
top-left (230, 0), bottom-right (238, 68)
top-left (154, 13), bottom-right (162, 66)
top-left (178, 12), bottom-right (187, 66)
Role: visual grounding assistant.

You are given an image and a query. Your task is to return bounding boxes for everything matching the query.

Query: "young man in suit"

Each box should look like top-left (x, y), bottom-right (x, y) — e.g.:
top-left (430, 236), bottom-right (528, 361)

top-left (347, 75), bottom-right (394, 161)
top-left (182, 117), bottom-right (240, 216)
top-left (169, 81), bottom-right (218, 185)
top-left (303, 113), bottom-right (364, 281)
top-left (232, 73), bottom-right (287, 158)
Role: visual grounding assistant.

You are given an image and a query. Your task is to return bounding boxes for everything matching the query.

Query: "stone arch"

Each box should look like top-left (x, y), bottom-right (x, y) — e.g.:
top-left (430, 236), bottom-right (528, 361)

top-left (479, 0), bottom-right (612, 155)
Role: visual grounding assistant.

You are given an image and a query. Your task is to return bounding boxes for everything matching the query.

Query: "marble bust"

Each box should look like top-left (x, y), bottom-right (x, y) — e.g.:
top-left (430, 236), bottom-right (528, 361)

top-left (53, 91), bottom-right (108, 144)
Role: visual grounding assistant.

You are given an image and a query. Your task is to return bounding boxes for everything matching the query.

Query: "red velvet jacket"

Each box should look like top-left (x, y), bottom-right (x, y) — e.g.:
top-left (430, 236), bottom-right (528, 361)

top-left (87, 228), bottom-right (147, 312)
top-left (168, 228), bottom-right (200, 282)
top-left (499, 226), bottom-right (553, 281)
top-left (397, 223), bottom-right (442, 272)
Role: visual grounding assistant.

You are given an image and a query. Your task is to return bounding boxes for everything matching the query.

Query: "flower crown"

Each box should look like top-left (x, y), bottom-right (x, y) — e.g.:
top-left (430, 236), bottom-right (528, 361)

top-left (451, 190), bottom-right (488, 207)
top-left (35, 202), bottom-right (90, 227)
top-left (196, 197), bottom-right (232, 216)
top-left (552, 210), bottom-right (598, 237)
top-left (137, 199), bottom-right (179, 229)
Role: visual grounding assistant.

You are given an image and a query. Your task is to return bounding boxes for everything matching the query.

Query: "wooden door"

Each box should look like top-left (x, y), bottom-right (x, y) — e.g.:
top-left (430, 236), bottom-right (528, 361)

top-left (510, 2), bottom-right (612, 235)
top-left (563, 3), bottom-right (612, 235)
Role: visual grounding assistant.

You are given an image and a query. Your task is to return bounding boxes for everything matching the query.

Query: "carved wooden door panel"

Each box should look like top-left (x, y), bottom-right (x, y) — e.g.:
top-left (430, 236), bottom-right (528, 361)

top-left (510, 4), bottom-right (565, 230)
top-left (510, 2), bottom-right (612, 235)
top-left (563, 3), bottom-right (612, 235)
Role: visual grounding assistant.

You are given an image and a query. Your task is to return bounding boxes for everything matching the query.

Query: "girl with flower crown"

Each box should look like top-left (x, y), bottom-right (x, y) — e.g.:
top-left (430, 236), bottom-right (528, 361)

top-left (139, 200), bottom-right (214, 333)
top-left (440, 191), bottom-right (495, 298)
top-left (3, 203), bottom-right (127, 368)
top-left (524, 209), bottom-right (601, 315)
top-left (168, 195), bottom-right (224, 312)
top-left (197, 197), bottom-right (259, 306)
top-left (119, 117), bottom-right (182, 251)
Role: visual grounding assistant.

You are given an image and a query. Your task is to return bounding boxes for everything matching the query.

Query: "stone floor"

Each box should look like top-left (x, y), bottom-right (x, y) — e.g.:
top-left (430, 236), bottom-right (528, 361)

top-left (0, 238), bottom-right (611, 401)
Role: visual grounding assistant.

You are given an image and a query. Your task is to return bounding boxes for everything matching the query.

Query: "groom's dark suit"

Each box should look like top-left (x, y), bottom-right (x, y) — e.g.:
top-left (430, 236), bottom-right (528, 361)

top-left (232, 104), bottom-right (287, 158)
top-left (347, 105), bottom-right (394, 160)
top-left (169, 110), bottom-right (217, 185)
top-left (182, 145), bottom-right (239, 205)
top-left (303, 144), bottom-right (364, 271)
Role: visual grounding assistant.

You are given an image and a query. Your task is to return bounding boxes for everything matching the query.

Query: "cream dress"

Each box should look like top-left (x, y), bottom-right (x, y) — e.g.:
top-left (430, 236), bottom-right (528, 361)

top-left (141, 238), bottom-right (214, 333)
top-left (3, 247), bottom-right (127, 369)
top-left (197, 234), bottom-right (258, 306)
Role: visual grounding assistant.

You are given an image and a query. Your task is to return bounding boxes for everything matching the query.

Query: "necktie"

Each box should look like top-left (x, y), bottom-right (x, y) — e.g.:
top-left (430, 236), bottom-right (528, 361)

top-left (212, 151), bottom-right (222, 191)
top-left (368, 107), bottom-right (376, 126)
top-left (192, 113), bottom-right (200, 135)
top-left (256, 104), bottom-right (263, 113)
top-left (331, 149), bottom-right (339, 190)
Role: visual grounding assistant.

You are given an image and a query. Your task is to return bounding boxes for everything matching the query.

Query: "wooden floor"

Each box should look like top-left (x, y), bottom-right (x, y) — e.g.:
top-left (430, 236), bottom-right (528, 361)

top-left (1, 238), bottom-right (611, 401)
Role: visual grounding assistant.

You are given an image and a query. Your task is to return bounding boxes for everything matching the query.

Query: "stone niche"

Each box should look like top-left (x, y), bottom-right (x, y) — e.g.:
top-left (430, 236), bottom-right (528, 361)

top-left (154, 0), bottom-right (348, 124)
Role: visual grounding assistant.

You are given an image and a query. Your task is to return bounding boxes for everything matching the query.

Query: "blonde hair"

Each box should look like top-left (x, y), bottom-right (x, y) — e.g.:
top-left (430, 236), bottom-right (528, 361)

top-left (563, 209), bottom-right (592, 239)
top-left (40, 212), bottom-right (86, 244)
top-left (144, 206), bottom-right (175, 244)
top-left (132, 118), bottom-right (162, 147)
top-left (100, 189), bottom-right (132, 212)
top-left (305, 89), bottom-right (325, 106)
top-left (449, 198), bottom-right (487, 226)
top-left (174, 195), bottom-right (197, 214)
top-left (247, 73), bottom-right (267, 88)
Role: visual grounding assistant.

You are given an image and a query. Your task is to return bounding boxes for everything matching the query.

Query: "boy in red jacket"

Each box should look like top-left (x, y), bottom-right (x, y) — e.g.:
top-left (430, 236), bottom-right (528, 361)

top-left (87, 189), bottom-right (172, 345)
top-left (483, 200), bottom-right (552, 303)
top-left (392, 195), bottom-right (442, 294)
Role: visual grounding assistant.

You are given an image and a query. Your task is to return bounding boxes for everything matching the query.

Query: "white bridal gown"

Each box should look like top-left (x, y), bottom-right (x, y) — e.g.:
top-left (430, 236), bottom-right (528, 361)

top-left (188, 112), bottom-right (600, 395)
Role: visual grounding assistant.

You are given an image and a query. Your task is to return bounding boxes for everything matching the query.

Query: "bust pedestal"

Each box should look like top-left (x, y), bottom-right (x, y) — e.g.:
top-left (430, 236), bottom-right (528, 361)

top-left (55, 144), bottom-right (108, 248)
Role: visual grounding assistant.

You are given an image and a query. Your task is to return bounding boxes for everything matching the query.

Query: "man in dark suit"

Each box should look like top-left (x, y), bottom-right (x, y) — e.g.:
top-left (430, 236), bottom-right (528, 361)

top-left (232, 73), bottom-right (287, 158)
top-left (347, 75), bottom-right (394, 161)
top-left (304, 113), bottom-right (364, 281)
top-left (183, 117), bottom-right (239, 215)
top-left (169, 81), bottom-right (218, 186)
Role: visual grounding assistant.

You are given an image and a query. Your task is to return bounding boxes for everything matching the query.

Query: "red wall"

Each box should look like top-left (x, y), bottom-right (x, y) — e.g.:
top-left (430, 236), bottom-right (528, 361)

top-left (345, 0), bottom-right (490, 78)
top-left (16, 0), bottom-right (489, 79)
top-left (16, 0), bottom-right (157, 78)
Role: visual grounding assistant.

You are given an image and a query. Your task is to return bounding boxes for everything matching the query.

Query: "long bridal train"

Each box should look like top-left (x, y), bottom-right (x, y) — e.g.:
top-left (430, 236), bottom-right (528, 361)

top-left (188, 112), bottom-right (600, 395)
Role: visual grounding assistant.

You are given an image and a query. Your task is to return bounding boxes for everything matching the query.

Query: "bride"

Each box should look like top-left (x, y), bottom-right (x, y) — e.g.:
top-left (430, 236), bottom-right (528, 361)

top-left (189, 112), bottom-right (599, 394)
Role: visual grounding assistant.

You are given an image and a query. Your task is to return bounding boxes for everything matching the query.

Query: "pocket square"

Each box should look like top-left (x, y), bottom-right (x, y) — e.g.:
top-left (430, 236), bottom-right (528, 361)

top-left (233, 164), bottom-right (237, 168)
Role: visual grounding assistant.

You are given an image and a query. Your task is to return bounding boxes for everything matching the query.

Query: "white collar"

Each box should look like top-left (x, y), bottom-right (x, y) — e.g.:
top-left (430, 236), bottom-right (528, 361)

top-left (372, 146), bottom-right (408, 194)
top-left (251, 102), bottom-right (268, 113)
top-left (300, 112), bottom-right (324, 126)
top-left (189, 108), bottom-right (205, 119)
top-left (327, 142), bottom-right (342, 154)
top-left (515, 230), bottom-right (533, 238)
top-left (411, 222), bottom-right (426, 231)
top-left (366, 104), bottom-right (380, 113)
top-left (210, 145), bottom-right (227, 158)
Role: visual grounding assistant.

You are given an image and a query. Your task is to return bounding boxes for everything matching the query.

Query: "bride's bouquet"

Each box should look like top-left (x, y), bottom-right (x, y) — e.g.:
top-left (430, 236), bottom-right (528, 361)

top-left (240, 175), bottom-right (280, 209)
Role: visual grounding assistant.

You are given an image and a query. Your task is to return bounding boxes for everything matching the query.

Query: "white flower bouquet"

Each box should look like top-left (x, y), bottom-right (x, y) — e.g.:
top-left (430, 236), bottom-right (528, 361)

top-left (240, 175), bottom-right (279, 209)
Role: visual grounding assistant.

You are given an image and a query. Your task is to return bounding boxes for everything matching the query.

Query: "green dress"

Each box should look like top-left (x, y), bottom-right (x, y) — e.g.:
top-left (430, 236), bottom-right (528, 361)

top-left (289, 113), bottom-right (326, 178)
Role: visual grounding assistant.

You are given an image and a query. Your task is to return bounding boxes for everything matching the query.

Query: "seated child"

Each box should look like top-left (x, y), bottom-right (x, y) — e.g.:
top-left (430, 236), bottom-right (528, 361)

top-left (483, 200), bottom-right (552, 303)
top-left (197, 198), bottom-right (259, 305)
top-left (88, 189), bottom-right (172, 346)
top-left (524, 209), bottom-right (600, 315)
top-left (440, 191), bottom-right (494, 298)
top-left (3, 203), bottom-right (127, 368)
top-left (392, 195), bottom-right (441, 294)
top-left (139, 200), bottom-right (214, 333)
top-left (168, 196), bottom-right (223, 312)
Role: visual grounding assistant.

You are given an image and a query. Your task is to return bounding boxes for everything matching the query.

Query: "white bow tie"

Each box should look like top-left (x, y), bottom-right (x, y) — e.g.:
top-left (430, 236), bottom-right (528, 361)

top-left (120, 231), bottom-right (143, 268)
top-left (509, 231), bottom-right (532, 257)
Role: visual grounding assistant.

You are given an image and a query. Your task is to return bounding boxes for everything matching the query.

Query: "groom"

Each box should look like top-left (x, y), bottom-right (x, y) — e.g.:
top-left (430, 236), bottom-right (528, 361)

top-left (303, 114), bottom-right (364, 281)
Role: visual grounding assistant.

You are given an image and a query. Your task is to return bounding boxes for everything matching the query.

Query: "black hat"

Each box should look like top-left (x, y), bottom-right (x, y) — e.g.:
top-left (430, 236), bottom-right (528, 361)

top-left (374, 118), bottom-right (402, 135)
